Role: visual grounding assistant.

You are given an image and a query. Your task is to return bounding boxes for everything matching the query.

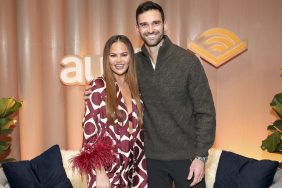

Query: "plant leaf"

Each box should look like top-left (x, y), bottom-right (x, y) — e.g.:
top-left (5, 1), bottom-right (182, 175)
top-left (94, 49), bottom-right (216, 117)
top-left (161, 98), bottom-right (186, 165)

top-left (0, 99), bottom-right (9, 117)
top-left (261, 132), bottom-right (281, 152)
top-left (0, 117), bottom-right (10, 127)
top-left (0, 142), bottom-right (11, 153)
top-left (0, 98), bottom-right (22, 118)
top-left (0, 118), bottom-right (16, 130)
top-left (273, 120), bottom-right (282, 132)
top-left (0, 127), bottom-right (15, 135)
top-left (267, 125), bottom-right (276, 132)
top-left (0, 98), bottom-right (14, 118)
top-left (0, 97), bottom-right (21, 164)
top-left (0, 141), bottom-right (11, 149)
top-left (277, 140), bottom-right (282, 151)
top-left (271, 93), bottom-right (282, 118)
top-left (6, 100), bottom-right (22, 117)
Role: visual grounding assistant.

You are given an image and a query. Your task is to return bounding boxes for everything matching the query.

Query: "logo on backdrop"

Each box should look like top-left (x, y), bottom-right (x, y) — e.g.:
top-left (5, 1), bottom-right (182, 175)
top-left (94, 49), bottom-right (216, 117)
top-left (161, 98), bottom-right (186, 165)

top-left (188, 28), bottom-right (248, 67)
top-left (60, 28), bottom-right (248, 85)
top-left (60, 55), bottom-right (103, 85)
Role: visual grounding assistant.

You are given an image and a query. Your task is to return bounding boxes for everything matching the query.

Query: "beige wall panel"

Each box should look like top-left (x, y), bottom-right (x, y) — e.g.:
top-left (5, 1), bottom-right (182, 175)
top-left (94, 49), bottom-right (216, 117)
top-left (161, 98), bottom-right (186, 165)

top-left (216, 0), bottom-right (282, 161)
top-left (16, 0), bottom-right (44, 159)
top-left (40, 0), bottom-right (67, 150)
top-left (0, 0), bottom-right (281, 162)
top-left (64, 0), bottom-right (88, 150)
top-left (108, 0), bottom-right (128, 36)
top-left (86, 0), bottom-right (109, 79)
top-left (0, 0), bottom-right (20, 160)
top-left (126, 0), bottom-right (146, 47)
top-left (87, 0), bottom-right (109, 55)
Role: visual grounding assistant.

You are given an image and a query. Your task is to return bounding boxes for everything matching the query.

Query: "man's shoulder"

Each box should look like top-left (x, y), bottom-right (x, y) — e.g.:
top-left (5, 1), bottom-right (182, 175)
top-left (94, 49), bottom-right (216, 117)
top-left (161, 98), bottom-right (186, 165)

top-left (170, 44), bottom-right (200, 66)
top-left (134, 52), bottom-right (146, 67)
top-left (173, 44), bottom-right (195, 58)
top-left (135, 51), bottom-right (143, 59)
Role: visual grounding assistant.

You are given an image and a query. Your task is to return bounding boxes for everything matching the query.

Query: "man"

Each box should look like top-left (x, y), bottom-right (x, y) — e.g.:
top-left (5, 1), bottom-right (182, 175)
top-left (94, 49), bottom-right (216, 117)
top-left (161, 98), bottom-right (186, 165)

top-left (135, 1), bottom-right (216, 188)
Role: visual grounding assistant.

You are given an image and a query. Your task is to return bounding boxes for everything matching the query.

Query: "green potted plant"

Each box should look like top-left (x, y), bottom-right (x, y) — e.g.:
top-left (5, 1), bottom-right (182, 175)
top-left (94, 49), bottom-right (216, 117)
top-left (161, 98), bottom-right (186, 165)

top-left (0, 97), bottom-right (22, 164)
top-left (261, 93), bottom-right (282, 154)
top-left (261, 69), bottom-right (282, 168)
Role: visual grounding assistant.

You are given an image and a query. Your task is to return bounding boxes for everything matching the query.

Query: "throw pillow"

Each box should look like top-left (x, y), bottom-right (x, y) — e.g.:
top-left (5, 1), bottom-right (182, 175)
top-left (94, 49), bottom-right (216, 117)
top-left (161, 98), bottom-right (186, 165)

top-left (214, 150), bottom-right (279, 188)
top-left (2, 145), bottom-right (72, 188)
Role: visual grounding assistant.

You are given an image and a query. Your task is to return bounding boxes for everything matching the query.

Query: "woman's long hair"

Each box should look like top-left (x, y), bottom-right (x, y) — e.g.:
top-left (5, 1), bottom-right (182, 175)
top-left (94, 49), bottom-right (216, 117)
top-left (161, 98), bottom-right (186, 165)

top-left (103, 35), bottom-right (143, 127)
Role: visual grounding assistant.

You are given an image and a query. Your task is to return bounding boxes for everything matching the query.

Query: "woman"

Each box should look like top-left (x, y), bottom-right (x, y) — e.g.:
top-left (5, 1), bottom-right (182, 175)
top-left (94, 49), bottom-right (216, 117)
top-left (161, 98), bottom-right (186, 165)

top-left (72, 35), bottom-right (147, 188)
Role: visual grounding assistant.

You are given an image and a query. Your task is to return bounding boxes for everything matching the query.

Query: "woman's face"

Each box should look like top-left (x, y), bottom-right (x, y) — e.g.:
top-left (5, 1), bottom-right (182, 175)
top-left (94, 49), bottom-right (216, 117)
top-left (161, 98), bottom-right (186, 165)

top-left (109, 41), bottom-right (130, 78)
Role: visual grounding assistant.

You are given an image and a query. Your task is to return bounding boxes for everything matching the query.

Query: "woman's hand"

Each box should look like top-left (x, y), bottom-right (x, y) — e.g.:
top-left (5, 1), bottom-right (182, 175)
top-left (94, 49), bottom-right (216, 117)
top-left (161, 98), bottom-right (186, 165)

top-left (95, 167), bottom-right (110, 188)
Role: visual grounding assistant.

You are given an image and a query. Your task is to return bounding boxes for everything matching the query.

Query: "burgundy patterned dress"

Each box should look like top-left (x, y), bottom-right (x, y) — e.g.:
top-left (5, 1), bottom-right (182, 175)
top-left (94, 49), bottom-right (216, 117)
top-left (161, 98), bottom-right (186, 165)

top-left (72, 77), bottom-right (147, 188)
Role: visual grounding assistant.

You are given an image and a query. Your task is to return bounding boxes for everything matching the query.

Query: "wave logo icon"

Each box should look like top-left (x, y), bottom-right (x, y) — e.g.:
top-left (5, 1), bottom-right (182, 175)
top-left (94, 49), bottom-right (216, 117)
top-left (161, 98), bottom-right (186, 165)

top-left (188, 28), bottom-right (248, 67)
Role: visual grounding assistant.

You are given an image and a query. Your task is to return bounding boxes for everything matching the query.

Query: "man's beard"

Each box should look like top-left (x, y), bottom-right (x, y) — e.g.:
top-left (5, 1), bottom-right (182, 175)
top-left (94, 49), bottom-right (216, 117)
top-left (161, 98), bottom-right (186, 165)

top-left (141, 29), bottom-right (164, 47)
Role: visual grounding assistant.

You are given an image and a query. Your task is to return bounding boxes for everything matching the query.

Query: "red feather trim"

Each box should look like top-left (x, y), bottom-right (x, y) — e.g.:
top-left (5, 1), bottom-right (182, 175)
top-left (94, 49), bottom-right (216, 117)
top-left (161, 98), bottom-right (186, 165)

top-left (70, 136), bottom-right (116, 175)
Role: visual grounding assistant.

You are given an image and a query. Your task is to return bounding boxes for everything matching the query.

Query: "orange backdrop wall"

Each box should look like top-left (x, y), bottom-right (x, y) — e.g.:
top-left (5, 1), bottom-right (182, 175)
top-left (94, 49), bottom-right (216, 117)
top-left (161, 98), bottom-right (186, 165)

top-left (0, 0), bottom-right (281, 162)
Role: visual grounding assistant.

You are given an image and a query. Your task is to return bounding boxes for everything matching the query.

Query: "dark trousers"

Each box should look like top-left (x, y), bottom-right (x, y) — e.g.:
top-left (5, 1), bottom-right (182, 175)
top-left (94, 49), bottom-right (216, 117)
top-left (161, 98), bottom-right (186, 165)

top-left (147, 158), bottom-right (206, 188)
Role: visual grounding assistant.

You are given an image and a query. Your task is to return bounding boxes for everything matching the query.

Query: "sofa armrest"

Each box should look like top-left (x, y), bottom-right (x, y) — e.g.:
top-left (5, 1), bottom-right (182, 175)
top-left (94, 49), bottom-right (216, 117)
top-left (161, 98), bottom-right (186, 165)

top-left (60, 150), bottom-right (88, 188)
top-left (270, 168), bottom-right (282, 188)
top-left (0, 168), bottom-right (9, 188)
top-left (205, 148), bottom-right (222, 188)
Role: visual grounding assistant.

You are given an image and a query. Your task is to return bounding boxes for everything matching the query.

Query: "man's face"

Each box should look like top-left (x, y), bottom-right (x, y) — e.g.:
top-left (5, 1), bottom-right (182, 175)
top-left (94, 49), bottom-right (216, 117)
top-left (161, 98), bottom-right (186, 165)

top-left (136, 10), bottom-right (165, 47)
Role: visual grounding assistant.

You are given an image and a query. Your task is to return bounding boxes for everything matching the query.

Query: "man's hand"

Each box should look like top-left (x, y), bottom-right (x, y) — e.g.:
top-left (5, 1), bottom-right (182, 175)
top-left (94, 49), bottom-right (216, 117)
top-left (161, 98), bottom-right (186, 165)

top-left (84, 85), bottom-right (92, 101)
top-left (187, 158), bottom-right (205, 187)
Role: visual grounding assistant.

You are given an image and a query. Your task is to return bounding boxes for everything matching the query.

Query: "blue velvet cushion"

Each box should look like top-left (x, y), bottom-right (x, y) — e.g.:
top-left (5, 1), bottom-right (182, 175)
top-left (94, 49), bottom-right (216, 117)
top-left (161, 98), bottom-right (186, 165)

top-left (2, 145), bottom-right (72, 188)
top-left (214, 150), bottom-right (279, 188)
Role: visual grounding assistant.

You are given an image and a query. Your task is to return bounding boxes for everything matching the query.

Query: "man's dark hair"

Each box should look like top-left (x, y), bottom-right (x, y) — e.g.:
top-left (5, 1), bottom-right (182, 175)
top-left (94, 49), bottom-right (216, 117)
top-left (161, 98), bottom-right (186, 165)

top-left (136, 1), bottom-right (165, 24)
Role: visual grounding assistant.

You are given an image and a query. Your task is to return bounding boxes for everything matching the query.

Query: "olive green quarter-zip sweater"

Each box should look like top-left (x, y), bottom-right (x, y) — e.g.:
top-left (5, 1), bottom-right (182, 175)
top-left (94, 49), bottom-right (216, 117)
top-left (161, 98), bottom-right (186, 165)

top-left (135, 36), bottom-right (216, 160)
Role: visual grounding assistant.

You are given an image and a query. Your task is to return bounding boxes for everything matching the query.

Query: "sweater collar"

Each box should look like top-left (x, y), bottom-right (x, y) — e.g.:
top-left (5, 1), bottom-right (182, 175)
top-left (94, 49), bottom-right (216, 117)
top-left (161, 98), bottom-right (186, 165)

top-left (140, 35), bottom-right (175, 61)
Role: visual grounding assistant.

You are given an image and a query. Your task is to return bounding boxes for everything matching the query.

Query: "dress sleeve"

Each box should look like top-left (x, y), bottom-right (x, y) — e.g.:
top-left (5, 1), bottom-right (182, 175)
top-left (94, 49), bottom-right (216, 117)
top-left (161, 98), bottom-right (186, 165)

top-left (71, 79), bottom-right (115, 175)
